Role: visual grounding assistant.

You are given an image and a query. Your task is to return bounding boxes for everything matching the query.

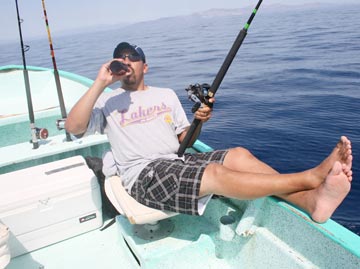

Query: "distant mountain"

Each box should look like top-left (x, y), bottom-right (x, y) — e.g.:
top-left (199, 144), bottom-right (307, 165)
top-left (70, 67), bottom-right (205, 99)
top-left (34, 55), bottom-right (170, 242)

top-left (191, 8), bottom-right (243, 18)
top-left (190, 2), bottom-right (337, 18)
top-left (31, 2), bottom-right (351, 41)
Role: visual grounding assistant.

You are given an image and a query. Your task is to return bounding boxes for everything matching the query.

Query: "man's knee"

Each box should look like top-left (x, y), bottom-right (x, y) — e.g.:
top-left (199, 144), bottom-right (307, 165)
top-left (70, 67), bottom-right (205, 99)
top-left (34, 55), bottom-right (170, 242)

top-left (204, 163), bottom-right (224, 179)
top-left (229, 147), bottom-right (254, 160)
top-left (223, 147), bottom-right (256, 170)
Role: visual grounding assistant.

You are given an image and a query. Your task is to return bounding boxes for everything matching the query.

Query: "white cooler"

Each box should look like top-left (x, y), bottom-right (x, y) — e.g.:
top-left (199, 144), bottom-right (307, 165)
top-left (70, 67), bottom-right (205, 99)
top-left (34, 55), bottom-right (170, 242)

top-left (0, 156), bottom-right (103, 258)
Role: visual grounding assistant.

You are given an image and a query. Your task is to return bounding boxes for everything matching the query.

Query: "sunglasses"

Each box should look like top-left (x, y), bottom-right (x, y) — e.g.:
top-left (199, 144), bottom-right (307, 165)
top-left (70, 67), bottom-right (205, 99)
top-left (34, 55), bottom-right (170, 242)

top-left (116, 53), bottom-right (142, 62)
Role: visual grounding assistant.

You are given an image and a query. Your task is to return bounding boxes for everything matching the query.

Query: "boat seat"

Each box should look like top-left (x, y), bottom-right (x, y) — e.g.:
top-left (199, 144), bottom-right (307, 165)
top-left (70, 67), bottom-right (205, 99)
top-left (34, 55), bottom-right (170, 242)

top-left (104, 176), bottom-right (178, 225)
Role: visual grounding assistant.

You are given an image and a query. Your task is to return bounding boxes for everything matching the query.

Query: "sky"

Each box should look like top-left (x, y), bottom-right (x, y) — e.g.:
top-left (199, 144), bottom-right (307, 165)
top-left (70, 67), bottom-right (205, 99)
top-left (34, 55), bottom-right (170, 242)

top-left (0, 0), bottom-right (358, 43)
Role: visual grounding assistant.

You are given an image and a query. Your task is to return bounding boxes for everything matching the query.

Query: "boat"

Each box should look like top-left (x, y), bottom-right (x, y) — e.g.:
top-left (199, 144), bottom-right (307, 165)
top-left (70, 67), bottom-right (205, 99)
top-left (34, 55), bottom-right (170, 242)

top-left (0, 64), bottom-right (359, 269)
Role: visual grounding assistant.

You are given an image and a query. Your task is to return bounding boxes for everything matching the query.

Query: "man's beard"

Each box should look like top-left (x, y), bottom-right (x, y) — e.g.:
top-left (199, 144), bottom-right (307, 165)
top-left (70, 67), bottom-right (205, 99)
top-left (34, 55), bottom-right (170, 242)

top-left (122, 73), bottom-right (137, 87)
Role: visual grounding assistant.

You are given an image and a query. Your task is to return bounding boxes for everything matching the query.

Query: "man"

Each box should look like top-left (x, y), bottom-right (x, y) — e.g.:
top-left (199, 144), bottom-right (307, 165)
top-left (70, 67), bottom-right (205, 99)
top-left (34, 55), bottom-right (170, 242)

top-left (65, 42), bottom-right (353, 223)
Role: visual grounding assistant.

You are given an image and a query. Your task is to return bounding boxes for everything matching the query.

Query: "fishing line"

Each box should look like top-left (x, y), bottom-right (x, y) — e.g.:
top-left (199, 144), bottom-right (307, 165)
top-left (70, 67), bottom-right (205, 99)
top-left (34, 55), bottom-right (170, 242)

top-left (177, 0), bottom-right (263, 157)
top-left (15, 0), bottom-right (39, 149)
top-left (41, 0), bottom-right (72, 142)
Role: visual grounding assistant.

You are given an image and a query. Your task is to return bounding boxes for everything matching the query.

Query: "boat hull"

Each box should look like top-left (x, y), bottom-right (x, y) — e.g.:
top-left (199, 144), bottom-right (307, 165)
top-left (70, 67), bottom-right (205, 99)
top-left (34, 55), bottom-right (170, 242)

top-left (1, 65), bottom-right (359, 269)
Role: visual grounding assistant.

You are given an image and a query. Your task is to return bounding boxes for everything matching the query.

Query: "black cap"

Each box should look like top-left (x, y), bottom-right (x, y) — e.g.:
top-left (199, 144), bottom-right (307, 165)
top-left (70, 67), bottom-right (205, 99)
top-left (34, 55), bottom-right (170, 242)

top-left (113, 42), bottom-right (146, 63)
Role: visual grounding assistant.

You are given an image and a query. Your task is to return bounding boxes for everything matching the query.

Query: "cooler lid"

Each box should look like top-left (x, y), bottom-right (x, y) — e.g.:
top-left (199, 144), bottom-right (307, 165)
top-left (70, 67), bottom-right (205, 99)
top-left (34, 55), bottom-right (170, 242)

top-left (0, 156), bottom-right (98, 211)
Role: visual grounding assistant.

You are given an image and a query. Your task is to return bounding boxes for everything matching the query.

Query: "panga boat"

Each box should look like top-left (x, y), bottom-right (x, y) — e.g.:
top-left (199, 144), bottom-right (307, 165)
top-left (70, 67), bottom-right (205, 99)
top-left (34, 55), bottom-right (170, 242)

top-left (0, 65), bottom-right (359, 269)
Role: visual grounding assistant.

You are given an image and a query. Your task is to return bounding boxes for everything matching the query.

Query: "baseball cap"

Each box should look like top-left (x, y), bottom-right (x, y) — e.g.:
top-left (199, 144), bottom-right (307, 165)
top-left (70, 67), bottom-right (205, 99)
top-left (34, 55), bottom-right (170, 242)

top-left (113, 42), bottom-right (146, 63)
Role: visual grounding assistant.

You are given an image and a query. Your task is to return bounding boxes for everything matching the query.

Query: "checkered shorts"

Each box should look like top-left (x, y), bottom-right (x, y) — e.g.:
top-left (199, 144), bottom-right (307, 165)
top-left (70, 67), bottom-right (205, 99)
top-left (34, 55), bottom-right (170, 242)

top-left (130, 150), bottom-right (228, 215)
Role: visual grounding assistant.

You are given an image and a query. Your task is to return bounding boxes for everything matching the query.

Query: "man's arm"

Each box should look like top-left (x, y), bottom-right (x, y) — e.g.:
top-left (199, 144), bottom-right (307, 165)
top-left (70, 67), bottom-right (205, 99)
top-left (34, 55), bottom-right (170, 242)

top-left (65, 62), bottom-right (118, 135)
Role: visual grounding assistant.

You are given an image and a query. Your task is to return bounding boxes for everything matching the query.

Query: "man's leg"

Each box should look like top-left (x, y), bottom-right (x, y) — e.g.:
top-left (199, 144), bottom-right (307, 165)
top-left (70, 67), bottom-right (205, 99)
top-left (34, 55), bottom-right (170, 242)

top-left (200, 160), bottom-right (325, 199)
top-left (199, 136), bottom-right (353, 222)
top-left (220, 136), bottom-right (352, 180)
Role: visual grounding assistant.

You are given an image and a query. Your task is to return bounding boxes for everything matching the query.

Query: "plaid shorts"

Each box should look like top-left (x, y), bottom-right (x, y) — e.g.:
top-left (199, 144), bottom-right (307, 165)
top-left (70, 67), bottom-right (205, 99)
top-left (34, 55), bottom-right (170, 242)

top-left (130, 150), bottom-right (228, 215)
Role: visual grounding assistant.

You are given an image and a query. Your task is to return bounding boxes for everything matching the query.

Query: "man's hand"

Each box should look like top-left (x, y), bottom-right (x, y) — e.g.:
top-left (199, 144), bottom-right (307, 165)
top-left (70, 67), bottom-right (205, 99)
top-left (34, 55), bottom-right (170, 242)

top-left (94, 61), bottom-right (121, 87)
top-left (194, 98), bottom-right (215, 122)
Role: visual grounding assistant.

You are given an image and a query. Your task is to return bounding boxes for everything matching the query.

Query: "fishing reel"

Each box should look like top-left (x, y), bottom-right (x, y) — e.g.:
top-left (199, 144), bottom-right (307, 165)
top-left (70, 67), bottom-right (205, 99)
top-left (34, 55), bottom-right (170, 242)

top-left (186, 83), bottom-right (212, 113)
top-left (29, 127), bottom-right (49, 149)
top-left (35, 127), bottom-right (49, 140)
top-left (29, 127), bottom-right (48, 142)
top-left (56, 119), bottom-right (66, 130)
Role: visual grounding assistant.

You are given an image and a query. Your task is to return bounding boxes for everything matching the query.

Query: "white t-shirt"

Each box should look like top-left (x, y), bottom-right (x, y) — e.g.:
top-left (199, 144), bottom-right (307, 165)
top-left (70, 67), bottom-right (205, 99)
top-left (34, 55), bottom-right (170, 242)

top-left (85, 86), bottom-right (190, 190)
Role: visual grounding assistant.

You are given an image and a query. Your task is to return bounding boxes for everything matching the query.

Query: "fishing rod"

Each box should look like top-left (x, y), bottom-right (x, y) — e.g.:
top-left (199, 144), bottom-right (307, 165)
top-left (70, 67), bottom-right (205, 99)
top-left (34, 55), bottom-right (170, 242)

top-left (177, 0), bottom-right (263, 157)
top-left (15, 0), bottom-right (40, 149)
top-left (41, 0), bottom-right (72, 142)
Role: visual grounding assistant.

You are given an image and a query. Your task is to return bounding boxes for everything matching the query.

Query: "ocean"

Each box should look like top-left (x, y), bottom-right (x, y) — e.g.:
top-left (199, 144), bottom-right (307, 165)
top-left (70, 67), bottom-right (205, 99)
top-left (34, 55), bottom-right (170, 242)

top-left (1, 3), bottom-right (359, 234)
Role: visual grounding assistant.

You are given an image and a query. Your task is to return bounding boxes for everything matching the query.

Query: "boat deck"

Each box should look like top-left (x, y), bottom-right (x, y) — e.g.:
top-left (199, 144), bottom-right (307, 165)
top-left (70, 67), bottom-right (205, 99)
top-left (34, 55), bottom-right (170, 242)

top-left (7, 197), bottom-right (360, 269)
top-left (7, 218), bottom-right (128, 269)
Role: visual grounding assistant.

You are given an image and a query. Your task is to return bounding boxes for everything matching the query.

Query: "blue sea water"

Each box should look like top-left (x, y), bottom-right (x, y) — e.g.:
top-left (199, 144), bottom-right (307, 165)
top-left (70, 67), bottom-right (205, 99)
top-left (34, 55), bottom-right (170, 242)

top-left (1, 4), bottom-right (359, 234)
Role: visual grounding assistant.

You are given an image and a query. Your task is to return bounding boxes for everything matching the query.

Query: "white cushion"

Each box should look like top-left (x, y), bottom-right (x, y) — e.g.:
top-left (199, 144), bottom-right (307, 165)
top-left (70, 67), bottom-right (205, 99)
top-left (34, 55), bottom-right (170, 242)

top-left (104, 176), bottom-right (177, 225)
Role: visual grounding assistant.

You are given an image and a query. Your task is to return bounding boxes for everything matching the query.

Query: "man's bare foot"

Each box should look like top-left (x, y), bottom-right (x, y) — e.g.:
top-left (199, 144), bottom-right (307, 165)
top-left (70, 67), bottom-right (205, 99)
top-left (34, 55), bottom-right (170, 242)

top-left (311, 161), bottom-right (351, 223)
top-left (311, 136), bottom-right (352, 184)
